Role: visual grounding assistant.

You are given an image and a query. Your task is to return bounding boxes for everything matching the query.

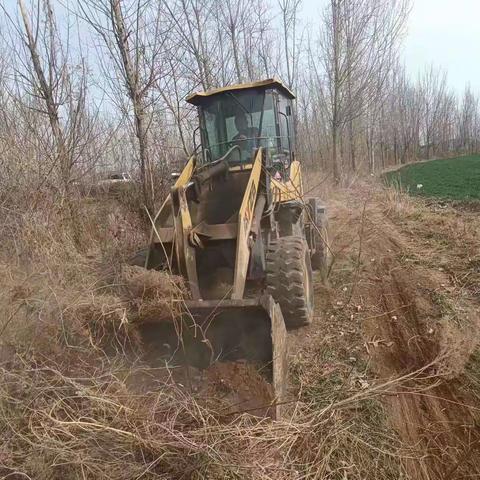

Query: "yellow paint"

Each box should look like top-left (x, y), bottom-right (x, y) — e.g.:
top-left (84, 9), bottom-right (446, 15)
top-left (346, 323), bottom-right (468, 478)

top-left (270, 160), bottom-right (303, 203)
top-left (174, 156), bottom-right (196, 188)
top-left (177, 186), bottom-right (200, 299)
top-left (149, 156), bottom-right (195, 244)
top-left (232, 148), bottom-right (262, 299)
top-left (229, 164), bottom-right (253, 172)
top-left (187, 78), bottom-right (295, 105)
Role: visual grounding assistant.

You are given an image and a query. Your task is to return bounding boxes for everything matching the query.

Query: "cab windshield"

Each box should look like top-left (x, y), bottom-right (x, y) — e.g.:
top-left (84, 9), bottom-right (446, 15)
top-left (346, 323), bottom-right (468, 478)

top-left (200, 90), bottom-right (277, 163)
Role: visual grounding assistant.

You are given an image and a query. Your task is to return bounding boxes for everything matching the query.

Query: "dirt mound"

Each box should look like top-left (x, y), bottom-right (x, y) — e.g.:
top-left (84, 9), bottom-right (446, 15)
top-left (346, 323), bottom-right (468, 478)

top-left (203, 362), bottom-right (276, 417)
top-left (361, 247), bottom-right (480, 479)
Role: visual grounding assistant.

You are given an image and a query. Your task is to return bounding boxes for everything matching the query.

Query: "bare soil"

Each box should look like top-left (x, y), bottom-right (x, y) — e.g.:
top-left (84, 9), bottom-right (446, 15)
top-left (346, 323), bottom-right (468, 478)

top-left (293, 181), bottom-right (480, 479)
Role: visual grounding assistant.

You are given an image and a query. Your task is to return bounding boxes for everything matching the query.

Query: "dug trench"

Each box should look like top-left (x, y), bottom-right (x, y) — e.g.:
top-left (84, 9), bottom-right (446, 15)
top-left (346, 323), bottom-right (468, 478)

top-left (293, 182), bottom-right (480, 479)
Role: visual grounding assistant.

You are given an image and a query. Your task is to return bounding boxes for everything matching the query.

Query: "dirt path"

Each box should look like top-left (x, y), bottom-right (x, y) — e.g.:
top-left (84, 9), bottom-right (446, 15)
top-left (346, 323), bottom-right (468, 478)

top-left (293, 182), bottom-right (480, 479)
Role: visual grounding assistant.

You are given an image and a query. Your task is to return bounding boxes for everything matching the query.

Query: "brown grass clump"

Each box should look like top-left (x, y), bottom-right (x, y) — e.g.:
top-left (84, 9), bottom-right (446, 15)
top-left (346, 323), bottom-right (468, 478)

top-left (0, 357), bottom-right (213, 479)
top-left (60, 267), bottom-right (187, 355)
top-left (64, 293), bottom-right (138, 354)
top-left (121, 265), bottom-right (186, 324)
top-left (0, 349), bottom-right (417, 480)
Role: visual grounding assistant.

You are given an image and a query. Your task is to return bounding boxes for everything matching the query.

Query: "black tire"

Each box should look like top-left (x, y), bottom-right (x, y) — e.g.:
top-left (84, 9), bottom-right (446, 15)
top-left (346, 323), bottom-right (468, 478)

top-left (311, 215), bottom-right (329, 280)
top-left (266, 236), bottom-right (314, 329)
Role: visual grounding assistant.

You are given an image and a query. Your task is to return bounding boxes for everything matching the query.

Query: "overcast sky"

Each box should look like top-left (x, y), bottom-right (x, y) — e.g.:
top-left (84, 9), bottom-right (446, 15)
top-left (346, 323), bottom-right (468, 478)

top-left (303, 0), bottom-right (480, 93)
top-left (3, 0), bottom-right (480, 94)
top-left (402, 0), bottom-right (480, 92)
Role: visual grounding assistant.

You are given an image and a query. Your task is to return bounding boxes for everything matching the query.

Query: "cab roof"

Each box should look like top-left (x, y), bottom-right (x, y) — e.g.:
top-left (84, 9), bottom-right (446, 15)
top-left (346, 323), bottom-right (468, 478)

top-left (186, 78), bottom-right (295, 106)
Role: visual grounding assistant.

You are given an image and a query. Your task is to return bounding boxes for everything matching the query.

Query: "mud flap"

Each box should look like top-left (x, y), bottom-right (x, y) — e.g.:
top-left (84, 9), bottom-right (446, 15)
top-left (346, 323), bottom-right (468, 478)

top-left (139, 294), bottom-right (288, 419)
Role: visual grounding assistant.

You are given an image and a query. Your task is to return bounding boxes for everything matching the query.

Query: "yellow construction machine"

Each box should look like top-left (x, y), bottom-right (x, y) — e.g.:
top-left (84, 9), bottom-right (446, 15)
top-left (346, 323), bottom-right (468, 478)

top-left (133, 79), bottom-right (328, 417)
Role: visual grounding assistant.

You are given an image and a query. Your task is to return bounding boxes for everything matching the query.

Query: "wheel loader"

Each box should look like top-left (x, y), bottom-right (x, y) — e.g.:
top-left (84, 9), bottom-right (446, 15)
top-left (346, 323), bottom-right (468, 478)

top-left (134, 79), bottom-right (328, 418)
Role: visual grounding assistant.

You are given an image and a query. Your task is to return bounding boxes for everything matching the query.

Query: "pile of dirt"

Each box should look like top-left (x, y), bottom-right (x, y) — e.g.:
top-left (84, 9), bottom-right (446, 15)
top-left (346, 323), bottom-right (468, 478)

top-left (203, 362), bottom-right (276, 417)
top-left (121, 265), bottom-right (186, 323)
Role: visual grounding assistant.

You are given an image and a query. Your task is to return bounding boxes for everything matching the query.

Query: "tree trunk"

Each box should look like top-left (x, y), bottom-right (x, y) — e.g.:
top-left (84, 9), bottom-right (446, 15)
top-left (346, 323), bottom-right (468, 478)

top-left (332, 124), bottom-right (340, 183)
top-left (349, 118), bottom-right (356, 171)
top-left (18, 0), bottom-right (81, 244)
top-left (111, 0), bottom-right (154, 213)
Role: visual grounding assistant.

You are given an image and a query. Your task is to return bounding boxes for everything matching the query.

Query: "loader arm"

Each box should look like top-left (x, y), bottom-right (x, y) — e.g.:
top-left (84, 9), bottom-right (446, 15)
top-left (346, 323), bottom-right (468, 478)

top-left (152, 155), bottom-right (196, 226)
top-left (147, 156), bottom-right (196, 251)
top-left (232, 148), bottom-right (263, 300)
top-left (173, 185), bottom-right (200, 299)
top-left (270, 159), bottom-right (303, 202)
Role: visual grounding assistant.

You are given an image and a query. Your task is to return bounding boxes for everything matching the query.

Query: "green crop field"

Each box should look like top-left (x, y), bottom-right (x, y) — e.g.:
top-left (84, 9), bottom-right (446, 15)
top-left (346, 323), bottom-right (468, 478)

top-left (385, 155), bottom-right (480, 200)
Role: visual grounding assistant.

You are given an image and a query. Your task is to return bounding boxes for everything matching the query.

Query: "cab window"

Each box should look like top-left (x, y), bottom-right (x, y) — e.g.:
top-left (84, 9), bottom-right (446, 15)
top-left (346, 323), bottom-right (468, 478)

top-left (200, 90), bottom-right (274, 163)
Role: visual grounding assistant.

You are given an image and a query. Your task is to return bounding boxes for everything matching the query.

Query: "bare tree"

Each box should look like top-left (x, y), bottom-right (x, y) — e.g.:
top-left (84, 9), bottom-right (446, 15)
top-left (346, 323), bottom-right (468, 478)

top-left (458, 85), bottom-right (479, 154)
top-left (278, 0), bottom-right (302, 90)
top-left (165, 0), bottom-right (217, 91)
top-left (0, 0), bottom-right (98, 241)
top-left (390, 65), bottom-right (421, 164)
top-left (417, 66), bottom-right (456, 159)
top-left (217, 0), bottom-right (245, 83)
top-left (5, 0), bottom-right (474, 193)
top-left (318, 0), bottom-right (410, 180)
top-left (78, 0), bottom-right (169, 212)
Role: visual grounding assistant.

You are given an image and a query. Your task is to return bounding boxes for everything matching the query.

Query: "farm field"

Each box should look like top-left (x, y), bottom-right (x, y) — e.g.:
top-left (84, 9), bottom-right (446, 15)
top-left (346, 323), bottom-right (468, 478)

top-left (385, 155), bottom-right (480, 200)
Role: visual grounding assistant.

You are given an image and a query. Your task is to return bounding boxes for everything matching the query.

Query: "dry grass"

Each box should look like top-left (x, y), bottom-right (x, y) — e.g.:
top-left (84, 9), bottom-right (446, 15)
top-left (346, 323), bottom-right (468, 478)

top-left (1, 351), bottom-right (427, 479)
top-left (1, 180), bottom-right (479, 479)
top-left (121, 266), bottom-right (186, 323)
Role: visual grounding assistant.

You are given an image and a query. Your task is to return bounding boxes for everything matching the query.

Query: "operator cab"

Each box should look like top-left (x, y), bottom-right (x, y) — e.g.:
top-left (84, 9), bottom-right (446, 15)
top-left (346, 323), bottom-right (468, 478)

top-left (187, 79), bottom-right (296, 176)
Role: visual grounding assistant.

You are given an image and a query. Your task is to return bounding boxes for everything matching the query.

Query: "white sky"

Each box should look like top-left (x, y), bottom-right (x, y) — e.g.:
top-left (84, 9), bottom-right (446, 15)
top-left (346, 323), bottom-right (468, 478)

top-left (402, 0), bottom-right (480, 91)
top-left (3, 0), bottom-right (480, 93)
top-left (303, 0), bottom-right (480, 93)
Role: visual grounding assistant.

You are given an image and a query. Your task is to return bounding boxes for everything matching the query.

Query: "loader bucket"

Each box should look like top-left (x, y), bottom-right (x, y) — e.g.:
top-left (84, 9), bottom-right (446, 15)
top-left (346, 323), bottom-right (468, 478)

top-left (140, 294), bottom-right (288, 419)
